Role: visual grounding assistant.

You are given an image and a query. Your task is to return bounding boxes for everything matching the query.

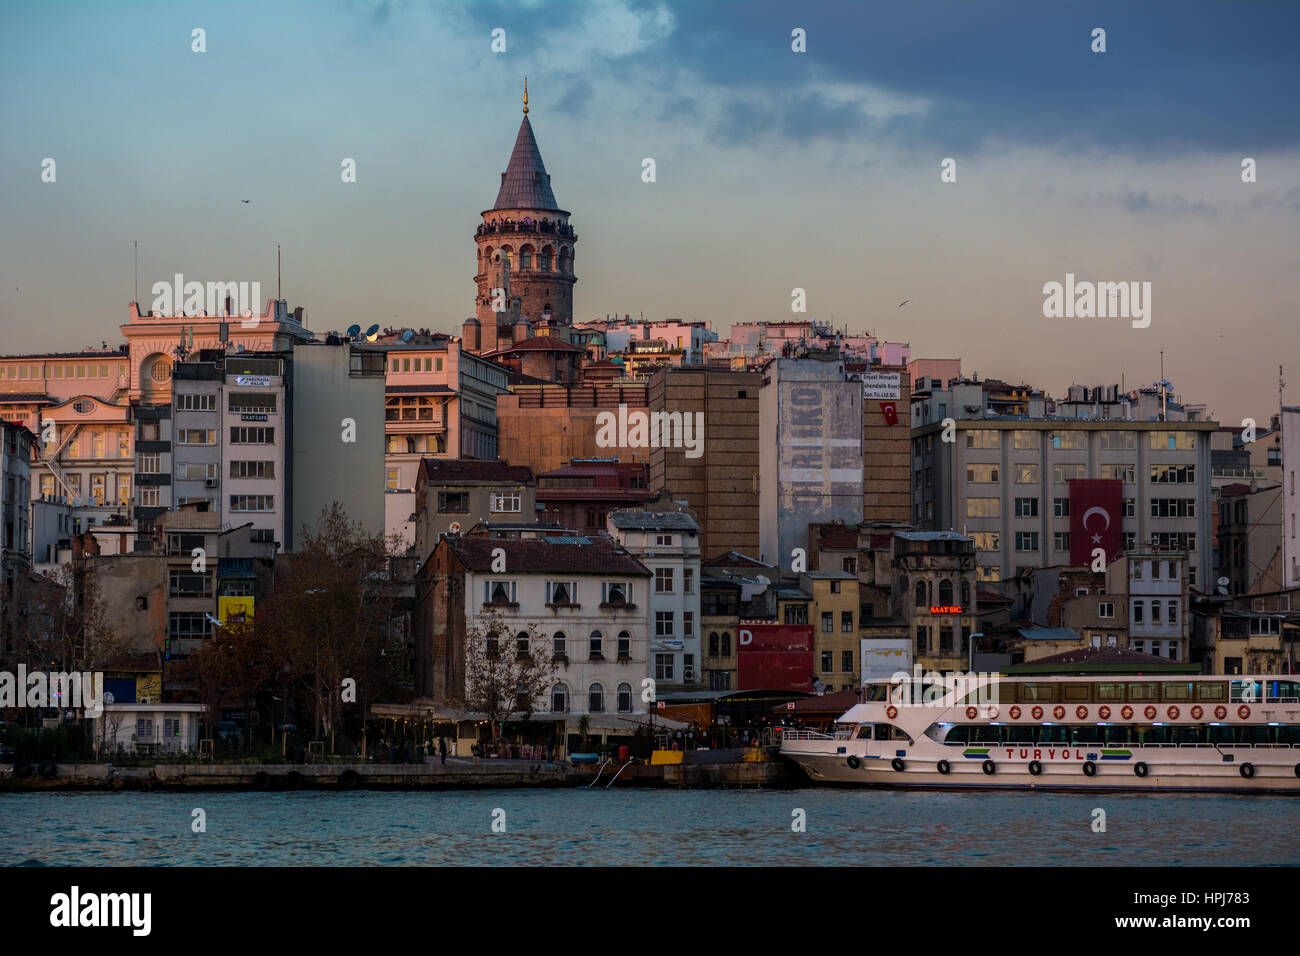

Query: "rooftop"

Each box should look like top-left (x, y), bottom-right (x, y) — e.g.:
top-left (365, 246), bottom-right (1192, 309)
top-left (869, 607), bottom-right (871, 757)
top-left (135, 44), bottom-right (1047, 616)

top-left (491, 113), bottom-right (561, 212)
top-left (449, 536), bottom-right (649, 576)
top-left (420, 458), bottom-right (534, 485)
top-left (607, 510), bottom-right (699, 532)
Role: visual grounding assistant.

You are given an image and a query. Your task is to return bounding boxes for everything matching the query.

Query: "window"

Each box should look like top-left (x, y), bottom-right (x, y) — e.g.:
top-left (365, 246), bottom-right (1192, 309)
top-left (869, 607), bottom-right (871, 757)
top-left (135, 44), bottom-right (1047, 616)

top-left (175, 392), bottom-right (216, 411)
top-left (385, 468), bottom-right (399, 491)
top-left (1015, 497), bottom-right (1038, 518)
top-left (1014, 532), bottom-right (1039, 551)
top-left (973, 531), bottom-right (1000, 551)
top-left (708, 632), bottom-right (719, 656)
top-left (551, 684), bottom-right (569, 713)
top-left (118, 434), bottom-right (130, 457)
top-left (602, 582), bottom-right (630, 604)
top-left (1133, 601), bottom-right (1144, 624)
top-left (229, 494), bottom-right (274, 512)
top-left (1051, 432), bottom-right (1087, 449)
top-left (179, 462), bottom-right (218, 480)
top-left (177, 429), bottom-right (216, 445)
top-left (1014, 464), bottom-right (1039, 484)
top-left (967, 498), bottom-right (1000, 518)
top-left (229, 460), bottom-right (274, 479)
top-left (1100, 463), bottom-right (1135, 482)
top-left (1054, 463), bottom-right (1086, 483)
top-left (617, 683), bottom-right (632, 712)
top-left (136, 718), bottom-right (155, 740)
top-left (169, 611), bottom-right (212, 639)
top-left (227, 393), bottom-right (277, 413)
top-left (841, 650), bottom-right (853, 673)
top-left (1099, 602), bottom-right (1114, 618)
top-left (654, 534), bottom-right (674, 546)
top-left (1122, 531), bottom-right (1136, 551)
top-left (1122, 498), bottom-right (1136, 518)
top-left (821, 612), bottom-right (833, 633)
top-left (821, 651), bottom-right (833, 673)
top-left (552, 632), bottom-right (567, 658)
top-left (618, 631), bottom-right (631, 657)
top-left (655, 655), bottom-right (674, 681)
top-left (915, 625), bottom-right (928, 655)
top-left (170, 571), bottom-right (212, 597)
top-left (1053, 531), bottom-right (1070, 552)
top-left (1053, 498), bottom-right (1070, 517)
top-left (684, 569), bottom-right (694, 594)
top-left (965, 430), bottom-right (999, 448)
top-left (1167, 601), bottom-right (1178, 624)
top-left (842, 611), bottom-right (854, 633)
top-left (939, 627), bottom-right (954, 654)
top-left (721, 632), bottom-right (731, 656)
top-left (683, 613), bottom-right (693, 638)
top-left (784, 603), bottom-right (808, 625)
top-left (437, 492), bottom-right (468, 513)
top-left (960, 581), bottom-right (971, 606)
top-left (228, 427), bottom-right (272, 444)
top-left (138, 487), bottom-right (159, 507)
top-left (1100, 431), bottom-right (1136, 450)
top-left (1151, 498), bottom-right (1195, 518)
top-left (1149, 431), bottom-right (1196, 450)
top-left (138, 453), bottom-right (162, 474)
top-left (546, 581), bottom-right (577, 605)
top-left (655, 612), bottom-right (675, 637)
top-left (967, 464), bottom-right (999, 483)
top-left (1151, 464), bottom-right (1195, 484)
top-left (842, 556), bottom-right (857, 574)
top-left (589, 630), bottom-right (604, 658)
top-left (654, 568), bottom-right (674, 593)
top-left (489, 492), bottom-right (520, 513)
top-left (1013, 430), bottom-right (1039, 449)
top-left (588, 684), bottom-right (605, 712)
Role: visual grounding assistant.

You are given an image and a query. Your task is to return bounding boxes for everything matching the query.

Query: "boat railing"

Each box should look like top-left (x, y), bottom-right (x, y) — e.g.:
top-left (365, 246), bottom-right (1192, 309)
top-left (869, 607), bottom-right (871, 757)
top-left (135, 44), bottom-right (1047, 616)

top-left (781, 729), bottom-right (835, 741)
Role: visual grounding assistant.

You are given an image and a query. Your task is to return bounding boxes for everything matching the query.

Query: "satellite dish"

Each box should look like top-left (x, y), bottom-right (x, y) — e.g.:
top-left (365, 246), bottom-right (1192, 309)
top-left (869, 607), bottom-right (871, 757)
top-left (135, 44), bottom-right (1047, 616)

top-left (401, 329), bottom-right (414, 342)
top-left (236, 344), bottom-right (245, 353)
top-left (448, 522), bottom-right (461, 534)
top-left (1216, 577), bottom-right (1230, 587)
top-left (365, 323), bottom-right (380, 342)
top-left (347, 324), bottom-right (361, 338)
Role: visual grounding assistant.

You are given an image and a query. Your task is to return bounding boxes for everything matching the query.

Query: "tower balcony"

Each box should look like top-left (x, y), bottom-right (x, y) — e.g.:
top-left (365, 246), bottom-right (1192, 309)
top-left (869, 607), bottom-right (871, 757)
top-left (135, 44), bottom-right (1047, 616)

top-left (477, 220), bottom-right (576, 241)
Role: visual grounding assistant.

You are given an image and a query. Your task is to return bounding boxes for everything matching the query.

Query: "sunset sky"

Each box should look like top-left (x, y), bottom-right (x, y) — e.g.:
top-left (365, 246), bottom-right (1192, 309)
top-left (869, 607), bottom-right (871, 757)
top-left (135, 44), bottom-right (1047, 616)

top-left (1, 0), bottom-right (1296, 424)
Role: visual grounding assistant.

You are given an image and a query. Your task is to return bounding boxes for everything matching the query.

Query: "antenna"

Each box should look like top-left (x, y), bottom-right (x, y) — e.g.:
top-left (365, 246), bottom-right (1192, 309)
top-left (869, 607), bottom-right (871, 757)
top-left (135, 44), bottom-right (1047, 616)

top-left (133, 240), bottom-right (138, 305)
top-left (277, 244), bottom-right (281, 301)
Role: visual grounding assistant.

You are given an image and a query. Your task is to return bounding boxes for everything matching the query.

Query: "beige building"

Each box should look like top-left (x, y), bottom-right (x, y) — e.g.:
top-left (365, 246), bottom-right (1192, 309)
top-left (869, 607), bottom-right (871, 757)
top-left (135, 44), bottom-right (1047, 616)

top-left (804, 571), bottom-right (861, 692)
top-left (414, 459), bottom-right (536, 559)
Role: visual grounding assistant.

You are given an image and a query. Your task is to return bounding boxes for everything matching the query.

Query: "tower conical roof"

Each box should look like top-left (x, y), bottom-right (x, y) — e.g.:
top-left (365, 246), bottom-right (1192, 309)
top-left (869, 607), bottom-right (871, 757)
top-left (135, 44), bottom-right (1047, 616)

top-left (492, 114), bottom-right (560, 211)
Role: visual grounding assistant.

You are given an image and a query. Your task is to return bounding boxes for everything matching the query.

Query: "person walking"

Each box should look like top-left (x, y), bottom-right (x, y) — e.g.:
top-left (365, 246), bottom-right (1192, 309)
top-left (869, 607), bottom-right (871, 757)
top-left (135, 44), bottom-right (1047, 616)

top-left (438, 736), bottom-right (448, 766)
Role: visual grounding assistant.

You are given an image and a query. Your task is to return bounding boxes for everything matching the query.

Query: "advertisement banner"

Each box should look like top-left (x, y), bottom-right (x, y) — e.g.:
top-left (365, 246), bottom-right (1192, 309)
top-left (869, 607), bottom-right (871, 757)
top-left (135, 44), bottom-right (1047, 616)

top-left (737, 624), bottom-right (814, 692)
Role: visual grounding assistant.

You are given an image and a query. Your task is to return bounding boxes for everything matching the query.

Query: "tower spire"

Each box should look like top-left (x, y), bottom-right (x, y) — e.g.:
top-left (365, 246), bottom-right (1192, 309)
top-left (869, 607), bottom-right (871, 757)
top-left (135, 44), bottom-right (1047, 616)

top-left (523, 77), bottom-right (528, 114)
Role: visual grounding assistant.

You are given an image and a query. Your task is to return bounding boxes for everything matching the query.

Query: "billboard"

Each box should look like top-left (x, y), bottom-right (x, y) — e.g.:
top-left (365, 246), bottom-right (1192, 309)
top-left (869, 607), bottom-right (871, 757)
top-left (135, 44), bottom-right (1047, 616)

top-left (860, 639), bottom-right (912, 683)
top-left (736, 624), bottom-right (814, 692)
top-left (218, 595), bottom-right (255, 624)
top-left (861, 372), bottom-right (901, 400)
top-left (1068, 478), bottom-right (1124, 565)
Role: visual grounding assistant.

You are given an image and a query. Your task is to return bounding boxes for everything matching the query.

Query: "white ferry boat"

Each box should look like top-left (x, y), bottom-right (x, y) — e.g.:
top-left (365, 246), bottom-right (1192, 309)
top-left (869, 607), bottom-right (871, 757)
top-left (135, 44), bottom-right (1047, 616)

top-left (780, 675), bottom-right (1300, 792)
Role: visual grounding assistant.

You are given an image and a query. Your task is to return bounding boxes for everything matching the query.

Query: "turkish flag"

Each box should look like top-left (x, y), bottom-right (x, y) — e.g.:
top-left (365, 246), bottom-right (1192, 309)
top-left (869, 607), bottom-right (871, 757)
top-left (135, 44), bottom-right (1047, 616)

top-left (1069, 478), bottom-right (1123, 566)
top-left (879, 401), bottom-right (898, 425)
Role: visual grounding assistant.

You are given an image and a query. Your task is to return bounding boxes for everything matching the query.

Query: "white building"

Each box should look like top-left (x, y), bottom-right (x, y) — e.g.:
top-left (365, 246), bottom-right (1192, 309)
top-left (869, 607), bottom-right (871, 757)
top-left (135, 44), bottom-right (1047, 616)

top-left (91, 702), bottom-right (204, 755)
top-left (221, 353), bottom-right (287, 548)
top-left (606, 510), bottom-right (702, 690)
top-left (1115, 551), bottom-right (1190, 660)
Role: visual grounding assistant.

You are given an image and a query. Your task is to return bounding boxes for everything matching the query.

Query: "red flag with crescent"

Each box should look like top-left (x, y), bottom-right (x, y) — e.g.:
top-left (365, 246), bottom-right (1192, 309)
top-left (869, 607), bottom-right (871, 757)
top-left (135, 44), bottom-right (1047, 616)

top-left (879, 401), bottom-right (898, 425)
top-left (1069, 478), bottom-right (1123, 566)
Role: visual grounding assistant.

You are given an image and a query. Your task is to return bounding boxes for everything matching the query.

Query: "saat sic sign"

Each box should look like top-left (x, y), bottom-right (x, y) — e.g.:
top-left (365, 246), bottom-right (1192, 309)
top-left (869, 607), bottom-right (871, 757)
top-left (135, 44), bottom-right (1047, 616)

top-left (929, 605), bottom-right (964, 614)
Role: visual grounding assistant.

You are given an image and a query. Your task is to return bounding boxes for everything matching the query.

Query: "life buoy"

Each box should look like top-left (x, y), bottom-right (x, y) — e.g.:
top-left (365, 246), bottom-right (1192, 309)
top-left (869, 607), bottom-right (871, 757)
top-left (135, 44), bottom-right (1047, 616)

top-left (1121, 705), bottom-right (1133, 720)
top-left (1031, 706), bottom-right (1044, 720)
top-left (1082, 760), bottom-right (1098, 776)
top-left (1133, 762), bottom-right (1149, 777)
top-left (1214, 705), bottom-right (1227, 720)
top-left (1053, 705), bottom-right (1066, 720)
top-left (1167, 706), bottom-right (1180, 720)
top-left (886, 705), bottom-right (898, 719)
top-left (1076, 706), bottom-right (1088, 720)
top-left (966, 706), bottom-right (978, 719)
top-left (846, 756), bottom-right (861, 770)
top-left (1028, 760), bottom-right (1043, 776)
top-left (1238, 705), bottom-right (1251, 720)
top-left (338, 769), bottom-right (360, 789)
top-left (982, 759), bottom-right (996, 775)
top-left (1099, 705), bottom-right (1111, 720)
top-left (936, 759), bottom-right (951, 775)
top-left (1239, 762), bottom-right (1255, 779)
top-left (1190, 705), bottom-right (1203, 720)
top-left (891, 757), bottom-right (905, 772)
top-left (987, 707), bottom-right (998, 719)
top-left (1144, 705), bottom-right (1157, 720)
top-left (1009, 706), bottom-right (1022, 719)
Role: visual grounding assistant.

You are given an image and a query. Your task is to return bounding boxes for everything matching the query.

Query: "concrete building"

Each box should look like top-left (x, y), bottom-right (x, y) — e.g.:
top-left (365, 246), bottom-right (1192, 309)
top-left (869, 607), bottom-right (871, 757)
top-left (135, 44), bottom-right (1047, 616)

top-left (536, 459), bottom-right (652, 532)
top-left (892, 531), bottom-right (979, 674)
top-left (91, 702), bottom-right (203, 755)
top-left (760, 353), bottom-right (862, 571)
top-left (1217, 482), bottom-right (1284, 595)
top-left (700, 575), bottom-right (742, 691)
top-left (647, 367), bottom-right (761, 562)
top-left (912, 387), bottom-right (1216, 591)
top-left (414, 459), bottom-right (536, 559)
top-left (30, 393), bottom-right (135, 535)
top-left (607, 510), bottom-right (702, 691)
top-left (858, 365), bottom-right (911, 524)
top-left (222, 352), bottom-right (288, 549)
top-left (286, 342), bottom-right (385, 551)
top-left (803, 570), bottom-right (861, 692)
top-left (1, 423), bottom-right (33, 658)
top-left (170, 354), bottom-right (223, 514)
top-left (1113, 551), bottom-right (1191, 661)
top-left (497, 381), bottom-right (651, 477)
top-left (131, 403), bottom-right (173, 532)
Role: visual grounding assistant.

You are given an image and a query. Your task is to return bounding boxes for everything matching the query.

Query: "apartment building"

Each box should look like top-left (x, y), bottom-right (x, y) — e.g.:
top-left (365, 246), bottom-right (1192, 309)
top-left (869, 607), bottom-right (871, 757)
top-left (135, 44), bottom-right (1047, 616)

top-left (803, 570), bottom-right (861, 692)
top-left (222, 353), bottom-right (287, 548)
top-left (892, 531), bottom-right (979, 674)
top-left (607, 510), bottom-right (702, 691)
top-left (536, 459), bottom-right (652, 533)
top-left (1111, 551), bottom-right (1191, 661)
top-left (414, 459), bottom-right (536, 559)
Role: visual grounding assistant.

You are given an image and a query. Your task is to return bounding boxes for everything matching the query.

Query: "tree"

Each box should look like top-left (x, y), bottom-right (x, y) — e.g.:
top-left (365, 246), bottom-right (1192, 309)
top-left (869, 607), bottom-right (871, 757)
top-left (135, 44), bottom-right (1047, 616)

top-left (462, 608), bottom-right (558, 748)
top-left (191, 619), bottom-right (275, 744)
top-left (6, 558), bottom-right (126, 676)
top-left (256, 503), bottom-right (405, 751)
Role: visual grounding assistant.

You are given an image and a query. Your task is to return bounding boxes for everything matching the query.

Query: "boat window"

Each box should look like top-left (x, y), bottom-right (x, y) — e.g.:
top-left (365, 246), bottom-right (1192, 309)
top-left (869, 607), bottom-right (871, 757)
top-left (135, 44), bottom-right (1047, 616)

top-left (1160, 682), bottom-right (1193, 701)
top-left (873, 724), bottom-right (895, 741)
top-left (1020, 683), bottom-right (1056, 702)
top-left (1127, 682), bottom-right (1157, 702)
top-left (1037, 726), bottom-right (1068, 744)
top-left (856, 725), bottom-right (872, 740)
top-left (942, 724), bottom-right (969, 745)
top-left (1278, 725), bottom-right (1300, 746)
top-left (1096, 682), bottom-right (1126, 701)
top-left (863, 683), bottom-right (890, 701)
top-left (1266, 680), bottom-right (1300, 702)
top-left (1071, 725), bottom-right (1104, 744)
top-left (1138, 726), bottom-right (1166, 745)
top-left (970, 726), bottom-right (1000, 744)
top-left (1170, 726), bottom-right (1202, 745)
top-left (995, 681), bottom-right (1017, 703)
top-left (1239, 726), bottom-right (1270, 745)
top-left (1062, 684), bottom-right (1091, 702)
top-left (1207, 725), bottom-right (1235, 746)
top-left (1102, 726), bottom-right (1131, 746)
top-left (1230, 680), bottom-right (1262, 703)
top-left (1195, 682), bottom-right (1226, 702)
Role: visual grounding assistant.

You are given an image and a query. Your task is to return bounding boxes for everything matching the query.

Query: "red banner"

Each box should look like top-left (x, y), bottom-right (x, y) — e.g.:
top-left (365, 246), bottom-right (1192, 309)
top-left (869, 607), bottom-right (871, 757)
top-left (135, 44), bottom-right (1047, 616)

top-left (879, 401), bottom-right (898, 425)
top-left (736, 624), bottom-right (814, 692)
top-left (1069, 478), bottom-right (1123, 566)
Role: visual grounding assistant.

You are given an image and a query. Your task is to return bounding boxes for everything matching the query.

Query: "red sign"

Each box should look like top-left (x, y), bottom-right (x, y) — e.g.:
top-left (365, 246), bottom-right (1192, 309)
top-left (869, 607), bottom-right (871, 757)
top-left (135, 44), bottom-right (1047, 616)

top-left (1069, 478), bottom-right (1123, 565)
top-left (929, 606), bottom-right (964, 614)
top-left (737, 624), bottom-right (814, 693)
top-left (879, 401), bottom-right (898, 425)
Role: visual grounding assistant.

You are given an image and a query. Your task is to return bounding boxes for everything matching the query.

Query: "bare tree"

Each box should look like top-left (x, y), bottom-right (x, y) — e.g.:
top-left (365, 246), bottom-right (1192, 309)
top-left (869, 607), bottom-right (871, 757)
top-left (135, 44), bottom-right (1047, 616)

top-left (462, 608), bottom-right (558, 748)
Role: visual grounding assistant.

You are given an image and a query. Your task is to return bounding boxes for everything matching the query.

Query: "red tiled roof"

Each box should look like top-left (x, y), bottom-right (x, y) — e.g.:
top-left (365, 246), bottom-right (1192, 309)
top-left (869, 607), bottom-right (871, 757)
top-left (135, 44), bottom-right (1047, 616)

top-left (703, 551), bottom-right (772, 569)
top-left (492, 336), bottom-right (586, 354)
top-left (420, 458), bottom-right (534, 485)
top-left (0, 393), bottom-right (51, 403)
top-left (450, 536), bottom-right (650, 576)
top-left (815, 526), bottom-right (858, 549)
top-left (1021, 646), bottom-right (1175, 666)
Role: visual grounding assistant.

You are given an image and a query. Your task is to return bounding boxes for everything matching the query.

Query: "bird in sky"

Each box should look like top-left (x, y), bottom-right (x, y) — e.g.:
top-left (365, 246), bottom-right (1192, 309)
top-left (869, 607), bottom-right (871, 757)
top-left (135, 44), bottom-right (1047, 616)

top-left (241, 199), bottom-right (251, 204)
top-left (898, 300), bottom-right (909, 308)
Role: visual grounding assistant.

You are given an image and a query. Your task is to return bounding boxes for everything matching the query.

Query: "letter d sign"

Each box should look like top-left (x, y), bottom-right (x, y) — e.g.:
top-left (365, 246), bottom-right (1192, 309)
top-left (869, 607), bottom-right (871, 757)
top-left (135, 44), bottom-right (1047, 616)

top-left (739, 629), bottom-right (753, 646)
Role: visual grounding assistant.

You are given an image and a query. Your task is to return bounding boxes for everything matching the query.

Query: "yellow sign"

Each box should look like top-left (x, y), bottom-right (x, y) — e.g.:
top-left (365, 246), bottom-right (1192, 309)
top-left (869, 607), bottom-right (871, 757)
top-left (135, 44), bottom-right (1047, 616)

top-left (218, 596), bottom-right (255, 624)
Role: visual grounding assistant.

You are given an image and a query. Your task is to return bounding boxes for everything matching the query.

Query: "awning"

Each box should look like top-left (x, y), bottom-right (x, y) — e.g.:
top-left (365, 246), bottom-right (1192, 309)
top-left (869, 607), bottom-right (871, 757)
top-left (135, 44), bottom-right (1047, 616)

top-left (565, 713), bottom-right (688, 734)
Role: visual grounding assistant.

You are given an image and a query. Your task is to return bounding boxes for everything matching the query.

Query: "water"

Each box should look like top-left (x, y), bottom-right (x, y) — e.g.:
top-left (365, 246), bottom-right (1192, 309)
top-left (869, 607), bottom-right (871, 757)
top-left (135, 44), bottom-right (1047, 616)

top-left (2, 789), bottom-right (1297, 866)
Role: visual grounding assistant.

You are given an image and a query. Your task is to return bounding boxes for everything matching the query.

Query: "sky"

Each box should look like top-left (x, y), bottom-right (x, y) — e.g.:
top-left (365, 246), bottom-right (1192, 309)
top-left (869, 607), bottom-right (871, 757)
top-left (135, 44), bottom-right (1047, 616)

top-left (0, 0), bottom-right (1296, 425)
